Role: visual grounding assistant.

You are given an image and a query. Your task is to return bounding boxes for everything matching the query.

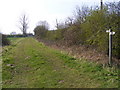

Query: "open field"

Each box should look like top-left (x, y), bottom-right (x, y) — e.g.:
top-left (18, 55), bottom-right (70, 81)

top-left (2, 37), bottom-right (119, 88)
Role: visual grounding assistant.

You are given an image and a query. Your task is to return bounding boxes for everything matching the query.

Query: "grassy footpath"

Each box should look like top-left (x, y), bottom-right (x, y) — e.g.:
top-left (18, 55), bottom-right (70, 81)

top-left (2, 37), bottom-right (119, 88)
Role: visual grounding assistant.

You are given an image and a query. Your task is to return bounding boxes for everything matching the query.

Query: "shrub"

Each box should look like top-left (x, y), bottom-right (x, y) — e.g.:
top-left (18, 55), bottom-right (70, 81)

top-left (1, 34), bottom-right (10, 46)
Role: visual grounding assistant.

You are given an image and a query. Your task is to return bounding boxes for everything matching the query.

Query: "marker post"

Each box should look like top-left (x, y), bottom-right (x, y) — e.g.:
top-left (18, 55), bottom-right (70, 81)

top-left (106, 29), bottom-right (115, 66)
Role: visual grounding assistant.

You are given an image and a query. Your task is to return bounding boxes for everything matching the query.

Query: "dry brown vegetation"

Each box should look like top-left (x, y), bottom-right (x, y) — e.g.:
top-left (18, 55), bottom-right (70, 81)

top-left (37, 39), bottom-right (120, 67)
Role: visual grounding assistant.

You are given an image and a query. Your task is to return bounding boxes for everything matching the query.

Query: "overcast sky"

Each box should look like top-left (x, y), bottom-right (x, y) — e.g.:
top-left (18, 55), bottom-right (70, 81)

top-left (0, 0), bottom-right (119, 34)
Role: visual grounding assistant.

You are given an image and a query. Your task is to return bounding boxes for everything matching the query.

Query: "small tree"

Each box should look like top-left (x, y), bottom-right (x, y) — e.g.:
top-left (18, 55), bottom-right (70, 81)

top-left (19, 14), bottom-right (29, 36)
top-left (34, 20), bottom-right (49, 39)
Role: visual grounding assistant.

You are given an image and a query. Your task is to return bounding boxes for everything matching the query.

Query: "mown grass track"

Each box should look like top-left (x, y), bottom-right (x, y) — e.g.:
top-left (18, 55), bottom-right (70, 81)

top-left (2, 38), bottom-right (119, 88)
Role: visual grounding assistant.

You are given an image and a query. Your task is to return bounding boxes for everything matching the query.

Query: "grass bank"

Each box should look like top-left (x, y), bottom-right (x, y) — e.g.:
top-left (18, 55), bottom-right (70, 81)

top-left (2, 37), bottom-right (119, 88)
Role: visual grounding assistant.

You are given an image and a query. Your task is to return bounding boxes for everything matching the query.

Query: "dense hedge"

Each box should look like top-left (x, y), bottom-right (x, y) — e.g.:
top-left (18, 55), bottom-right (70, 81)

top-left (7, 34), bottom-right (26, 38)
top-left (34, 2), bottom-right (120, 59)
top-left (1, 34), bottom-right (10, 46)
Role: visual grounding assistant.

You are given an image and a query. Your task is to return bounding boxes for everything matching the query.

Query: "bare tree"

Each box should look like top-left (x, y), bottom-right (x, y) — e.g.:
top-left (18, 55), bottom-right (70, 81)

top-left (19, 14), bottom-right (29, 36)
top-left (65, 16), bottom-right (74, 27)
top-left (55, 19), bottom-right (59, 29)
top-left (37, 20), bottom-right (49, 30)
top-left (55, 19), bottom-right (66, 29)
top-left (74, 6), bottom-right (90, 24)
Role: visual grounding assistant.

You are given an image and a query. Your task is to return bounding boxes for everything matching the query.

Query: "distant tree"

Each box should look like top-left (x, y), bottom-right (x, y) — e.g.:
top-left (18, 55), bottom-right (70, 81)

top-left (19, 14), bottom-right (29, 36)
top-left (55, 19), bottom-right (59, 29)
top-left (34, 20), bottom-right (49, 39)
top-left (36, 20), bottom-right (49, 30)
top-left (10, 32), bottom-right (16, 35)
top-left (55, 19), bottom-right (66, 29)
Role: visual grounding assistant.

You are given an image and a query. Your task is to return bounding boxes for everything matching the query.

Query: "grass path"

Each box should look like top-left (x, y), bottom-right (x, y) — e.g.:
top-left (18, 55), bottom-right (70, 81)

top-left (2, 38), bottom-right (119, 88)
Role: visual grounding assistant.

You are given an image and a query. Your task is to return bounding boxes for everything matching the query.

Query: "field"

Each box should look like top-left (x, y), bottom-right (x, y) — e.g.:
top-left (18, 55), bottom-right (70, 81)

top-left (2, 37), bottom-right (119, 88)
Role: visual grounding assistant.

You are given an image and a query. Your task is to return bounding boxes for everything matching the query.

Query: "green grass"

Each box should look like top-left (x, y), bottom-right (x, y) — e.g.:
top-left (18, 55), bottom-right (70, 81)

top-left (2, 37), bottom-right (119, 88)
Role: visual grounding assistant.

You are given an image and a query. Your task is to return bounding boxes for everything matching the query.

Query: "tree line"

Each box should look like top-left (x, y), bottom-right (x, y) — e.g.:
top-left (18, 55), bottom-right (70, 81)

top-left (34, 1), bottom-right (120, 59)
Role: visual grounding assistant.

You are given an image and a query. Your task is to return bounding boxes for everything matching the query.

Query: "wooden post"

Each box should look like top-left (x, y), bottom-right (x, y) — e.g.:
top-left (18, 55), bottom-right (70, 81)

top-left (106, 29), bottom-right (115, 66)
top-left (109, 29), bottom-right (112, 66)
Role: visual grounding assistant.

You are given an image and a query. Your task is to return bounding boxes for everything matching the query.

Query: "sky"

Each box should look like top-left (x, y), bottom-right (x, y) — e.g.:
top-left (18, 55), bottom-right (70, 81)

top-left (0, 0), bottom-right (119, 34)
